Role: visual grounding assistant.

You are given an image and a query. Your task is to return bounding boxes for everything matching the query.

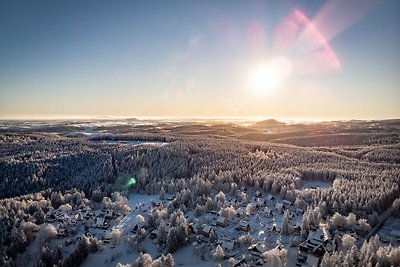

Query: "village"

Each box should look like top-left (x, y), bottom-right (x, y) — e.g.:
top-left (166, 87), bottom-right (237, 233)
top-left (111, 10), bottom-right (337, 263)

top-left (35, 186), bottom-right (383, 267)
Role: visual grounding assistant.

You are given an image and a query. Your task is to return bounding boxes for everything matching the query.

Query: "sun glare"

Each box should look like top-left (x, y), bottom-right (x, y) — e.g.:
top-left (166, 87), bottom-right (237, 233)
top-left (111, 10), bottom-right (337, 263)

top-left (250, 56), bottom-right (293, 93)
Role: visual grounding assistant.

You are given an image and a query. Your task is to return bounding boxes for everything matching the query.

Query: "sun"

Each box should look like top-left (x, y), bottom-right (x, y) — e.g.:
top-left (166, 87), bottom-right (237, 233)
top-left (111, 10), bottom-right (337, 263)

top-left (250, 56), bottom-right (293, 93)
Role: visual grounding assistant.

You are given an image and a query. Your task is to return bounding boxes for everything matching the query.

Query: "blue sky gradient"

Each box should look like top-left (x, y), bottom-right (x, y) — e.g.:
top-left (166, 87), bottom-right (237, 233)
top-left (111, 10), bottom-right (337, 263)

top-left (0, 0), bottom-right (399, 120)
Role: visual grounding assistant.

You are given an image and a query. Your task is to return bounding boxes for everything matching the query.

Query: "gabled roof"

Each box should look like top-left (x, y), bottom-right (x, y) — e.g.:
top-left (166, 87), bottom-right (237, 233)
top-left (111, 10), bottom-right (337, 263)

top-left (202, 225), bottom-right (213, 233)
top-left (217, 216), bottom-right (227, 223)
top-left (221, 240), bottom-right (235, 251)
top-left (282, 200), bottom-right (292, 206)
top-left (307, 229), bottom-right (326, 244)
top-left (265, 195), bottom-right (273, 201)
top-left (238, 220), bottom-right (250, 227)
top-left (248, 243), bottom-right (267, 254)
top-left (264, 207), bottom-right (272, 214)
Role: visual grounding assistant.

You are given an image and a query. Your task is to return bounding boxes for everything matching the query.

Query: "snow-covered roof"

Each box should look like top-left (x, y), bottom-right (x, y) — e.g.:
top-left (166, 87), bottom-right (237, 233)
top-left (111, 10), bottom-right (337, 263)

top-left (221, 240), bottom-right (235, 251)
top-left (104, 230), bottom-right (112, 239)
top-left (265, 195), bottom-right (273, 201)
top-left (217, 216), bottom-right (227, 223)
top-left (248, 243), bottom-right (266, 254)
top-left (96, 217), bottom-right (105, 226)
top-left (307, 229), bottom-right (327, 245)
top-left (105, 209), bottom-right (113, 215)
top-left (202, 225), bottom-right (213, 234)
top-left (239, 220), bottom-right (250, 227)
top-left (282, 200), bottom-right (292, 206)
top-left (264, 207), bottom-right (272, 214)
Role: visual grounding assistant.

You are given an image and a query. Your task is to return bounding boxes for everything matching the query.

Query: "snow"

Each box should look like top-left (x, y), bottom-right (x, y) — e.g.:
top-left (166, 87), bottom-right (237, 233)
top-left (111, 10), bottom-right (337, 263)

top-left (95, 140), bottom-right (167, 146)
top-left (301, 180), bottom-right (332, 189)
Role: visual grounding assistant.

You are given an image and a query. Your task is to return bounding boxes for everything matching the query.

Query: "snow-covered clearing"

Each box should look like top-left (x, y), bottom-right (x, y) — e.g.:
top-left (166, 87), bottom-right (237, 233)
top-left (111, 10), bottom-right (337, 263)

top-left (301, 180), bottom-right (332, 189)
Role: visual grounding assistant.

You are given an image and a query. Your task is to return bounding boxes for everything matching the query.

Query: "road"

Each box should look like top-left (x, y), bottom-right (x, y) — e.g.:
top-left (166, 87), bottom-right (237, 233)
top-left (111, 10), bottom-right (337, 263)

top-left (356, 207), bottom-right (393, 247)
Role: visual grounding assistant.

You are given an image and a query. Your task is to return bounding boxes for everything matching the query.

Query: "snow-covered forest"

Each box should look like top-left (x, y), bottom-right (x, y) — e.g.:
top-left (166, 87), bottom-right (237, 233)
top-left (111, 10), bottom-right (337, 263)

top-left (0, 118), bottom-right (399, 267)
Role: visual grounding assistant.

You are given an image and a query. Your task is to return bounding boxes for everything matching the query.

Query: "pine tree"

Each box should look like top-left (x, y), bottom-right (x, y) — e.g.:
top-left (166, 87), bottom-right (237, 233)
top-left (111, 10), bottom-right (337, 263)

top-left (281, 211), bottom-right (289, 235)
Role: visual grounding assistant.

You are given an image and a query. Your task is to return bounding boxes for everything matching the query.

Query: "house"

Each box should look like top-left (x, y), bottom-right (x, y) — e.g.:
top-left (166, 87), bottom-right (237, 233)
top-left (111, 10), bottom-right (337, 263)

top-left (82, 206), bottom-right (92, 211)
top-left (237, 220), bottom-right (250, 231)
top-left (255, 191), bottom-right (262, 197)
top-left (236, 207), bottom-right (245, 217)
top-left (105, 209), bottom-right (114, 219)
top-left (217, 216), bottom-right (228, 227)
top-left (103, 230), bottom-right (112, 243)
top-left (202, 225), bottom-right (215, 237)
top-left (264, 207), bottom-right (273, 217)
top-left (256, 198), bottom-right (266, 208)
top-left (307, 229), bottom-right (327, 245)
top-left (265, 195), bottom-right (274, 201)
top-left (255, 258), bottom-right (266, 266)
top-left (53, 210), bottom-right (70, 222)
top-left (83, 210), bottom-right (93, 219)
top-left (282, 200), bottom-right (292, 207)
top-left (95, 218), bottom-right (109, 229)
top-left (248, 243), bottom-right (267, 257)
top-left (221, 240), bottom-right (235, 252)
top-left (299, 229), bottom-right (332, 258)
top-left (188, 223), bottom-right (199, 234)
top-left (166, 195), bottom-right (176, 201)
top-left (265, 223), bottom-right (276, 232)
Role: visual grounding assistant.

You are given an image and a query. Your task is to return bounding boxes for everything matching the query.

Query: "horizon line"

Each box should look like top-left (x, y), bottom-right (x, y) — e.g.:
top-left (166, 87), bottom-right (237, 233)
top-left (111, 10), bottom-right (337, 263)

top-left (0, 114), bottom-right (399, 123)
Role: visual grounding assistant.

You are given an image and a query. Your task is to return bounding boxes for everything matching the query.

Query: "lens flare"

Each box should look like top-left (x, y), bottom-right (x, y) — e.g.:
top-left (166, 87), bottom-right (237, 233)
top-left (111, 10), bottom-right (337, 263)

top-left (127, 177), bottom-right (136, 186)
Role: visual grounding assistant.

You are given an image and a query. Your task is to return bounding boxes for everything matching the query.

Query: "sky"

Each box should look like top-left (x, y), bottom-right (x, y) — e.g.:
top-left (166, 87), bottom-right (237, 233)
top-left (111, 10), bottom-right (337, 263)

top-left (0, 0), bottom-right (399, 120)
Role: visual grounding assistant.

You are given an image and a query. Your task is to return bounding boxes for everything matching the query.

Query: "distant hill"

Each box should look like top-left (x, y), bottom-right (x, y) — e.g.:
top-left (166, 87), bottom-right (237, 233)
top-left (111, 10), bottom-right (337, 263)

top-left (254, 119), bottom-right (285, 127)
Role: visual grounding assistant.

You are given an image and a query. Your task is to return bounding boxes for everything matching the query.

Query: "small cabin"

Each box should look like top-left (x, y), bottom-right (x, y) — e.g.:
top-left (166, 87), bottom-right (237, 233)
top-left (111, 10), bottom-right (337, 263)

top-left (202, 225), bottom-right (215, 237)
top-left (95, 218), bottom-right (108, 229)
top-left (264, 207), bottom-right (273, 217)
top-left (237, 220), bottom-right (250, 231)
top-left (221, 240), bottom-right (235, 252)
top-left (103, 230), bottom-right (112, 243)
top-left (248, 243), bottom-right (266, 256)
top-left (265, 195), bottom-right (274, 201)
top-left (217, 216), bottom-right (228, 227)
top-left (282, 200), bottom-right (292, 207)
top-left (188, 223), bottom-right (199, 234)
top-left (105, 209), bottom-right (114, 219)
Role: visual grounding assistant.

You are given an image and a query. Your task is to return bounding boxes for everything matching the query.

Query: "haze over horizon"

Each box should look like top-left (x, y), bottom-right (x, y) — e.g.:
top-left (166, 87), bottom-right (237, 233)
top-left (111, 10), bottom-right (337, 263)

top-left (1, 0), bottom-right (399, 120)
